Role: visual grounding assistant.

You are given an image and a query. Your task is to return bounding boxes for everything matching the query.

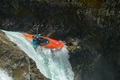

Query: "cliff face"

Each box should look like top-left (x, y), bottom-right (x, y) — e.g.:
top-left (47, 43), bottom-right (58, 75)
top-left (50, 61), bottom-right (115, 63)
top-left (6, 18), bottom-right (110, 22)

top-left (0, 0), bottom-right (120, 80)
top-left (0, 30), bottom-right (48, 80)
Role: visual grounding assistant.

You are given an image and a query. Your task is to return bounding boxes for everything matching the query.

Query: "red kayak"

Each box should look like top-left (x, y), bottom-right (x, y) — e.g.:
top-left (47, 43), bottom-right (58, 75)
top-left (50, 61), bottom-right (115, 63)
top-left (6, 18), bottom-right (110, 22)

top-left (22, 33), bottom-right (64, 49)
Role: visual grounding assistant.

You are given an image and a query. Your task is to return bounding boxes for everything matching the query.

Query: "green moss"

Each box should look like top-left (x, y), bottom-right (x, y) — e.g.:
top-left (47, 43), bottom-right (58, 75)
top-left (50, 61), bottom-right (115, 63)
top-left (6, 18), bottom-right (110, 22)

top-left (15, 9), bottom-right (30, 16)
top-left (89, 0), bottom-right (103, 9)
top-left (80, 0), bottom-right (103, 9)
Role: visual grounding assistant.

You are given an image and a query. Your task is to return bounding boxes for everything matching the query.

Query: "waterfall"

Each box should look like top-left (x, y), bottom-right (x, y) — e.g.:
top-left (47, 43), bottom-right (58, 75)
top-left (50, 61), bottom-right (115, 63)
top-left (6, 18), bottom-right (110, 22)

top-left (0, 69), bottom-right (13, 80)
top-left (3, 30), bottom-right (74, 80)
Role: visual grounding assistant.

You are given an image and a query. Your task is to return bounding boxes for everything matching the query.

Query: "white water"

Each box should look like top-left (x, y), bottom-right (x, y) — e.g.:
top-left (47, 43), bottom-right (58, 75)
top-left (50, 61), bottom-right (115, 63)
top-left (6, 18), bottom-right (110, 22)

top-left (3, 31), bottom-right (74, 80)
top-left (0, 69), bottom-right (13, 80)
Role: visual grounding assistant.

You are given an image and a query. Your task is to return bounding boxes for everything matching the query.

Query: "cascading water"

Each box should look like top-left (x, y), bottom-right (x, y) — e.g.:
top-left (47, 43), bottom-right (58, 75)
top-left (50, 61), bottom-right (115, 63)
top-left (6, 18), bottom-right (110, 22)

top-left (0, 69), bottom-right (13, 80)
top-left (3, 30), bottom-right (74, 80)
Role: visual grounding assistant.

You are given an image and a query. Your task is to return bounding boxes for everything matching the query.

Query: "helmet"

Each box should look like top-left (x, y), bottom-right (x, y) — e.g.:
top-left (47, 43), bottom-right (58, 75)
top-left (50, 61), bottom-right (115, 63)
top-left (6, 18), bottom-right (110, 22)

top-left (36, 34), bottom-right (41, 36)
top-left (32, 34), bottom-right (41, 39)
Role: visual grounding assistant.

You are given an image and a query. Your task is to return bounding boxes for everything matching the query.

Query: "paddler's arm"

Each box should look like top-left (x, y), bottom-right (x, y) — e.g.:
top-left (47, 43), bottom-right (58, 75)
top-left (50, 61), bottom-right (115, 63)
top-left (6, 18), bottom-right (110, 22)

top-left (32, 39), bottom-right (37, 49)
